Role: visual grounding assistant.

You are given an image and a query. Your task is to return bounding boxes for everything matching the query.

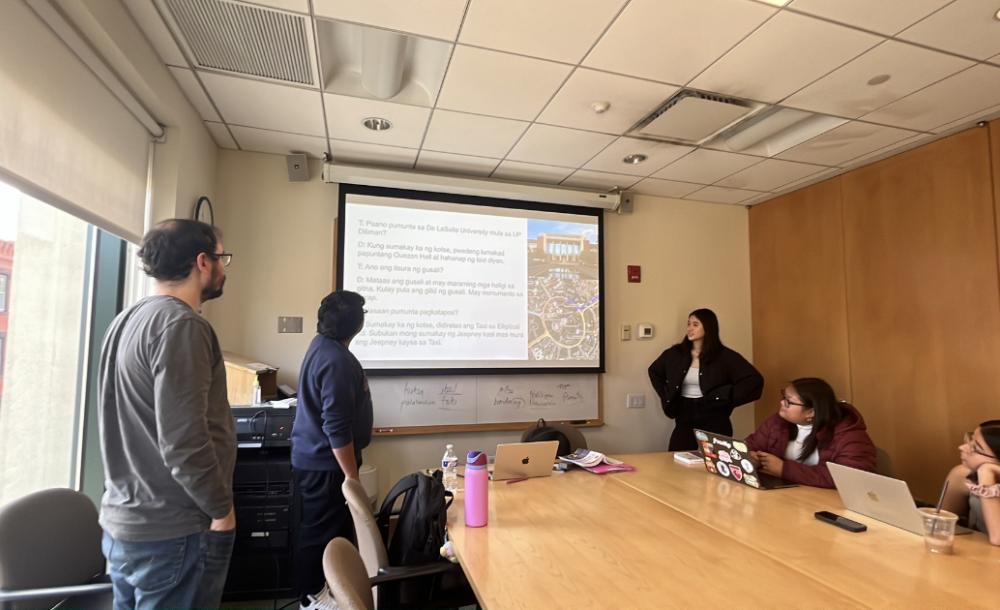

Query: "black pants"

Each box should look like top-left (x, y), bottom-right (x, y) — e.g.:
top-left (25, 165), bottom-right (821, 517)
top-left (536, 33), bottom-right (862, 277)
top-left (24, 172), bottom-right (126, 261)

top-left (668, 398), bottom-right (733, 451)
top-left (293, 468), bottom-right (356, 599)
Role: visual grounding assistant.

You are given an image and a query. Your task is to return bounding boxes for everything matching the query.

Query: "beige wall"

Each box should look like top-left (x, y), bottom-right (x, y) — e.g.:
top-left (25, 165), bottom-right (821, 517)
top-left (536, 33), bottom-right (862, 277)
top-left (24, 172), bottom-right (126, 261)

top-left (209, 150), bottom-right (756, 493)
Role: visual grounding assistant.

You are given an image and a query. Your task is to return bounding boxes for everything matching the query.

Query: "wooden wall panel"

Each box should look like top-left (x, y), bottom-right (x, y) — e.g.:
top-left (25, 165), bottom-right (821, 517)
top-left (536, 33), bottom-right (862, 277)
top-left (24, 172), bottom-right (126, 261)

top-left (749, 178), bottom-right (852, 429)
top-left (841, 128), bottom-right (1000, 500)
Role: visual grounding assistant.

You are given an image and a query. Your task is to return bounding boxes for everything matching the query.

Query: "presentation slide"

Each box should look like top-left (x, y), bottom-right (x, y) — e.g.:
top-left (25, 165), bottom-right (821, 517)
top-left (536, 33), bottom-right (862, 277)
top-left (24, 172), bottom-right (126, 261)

top-left (339, 187), bottom-right (602, 372)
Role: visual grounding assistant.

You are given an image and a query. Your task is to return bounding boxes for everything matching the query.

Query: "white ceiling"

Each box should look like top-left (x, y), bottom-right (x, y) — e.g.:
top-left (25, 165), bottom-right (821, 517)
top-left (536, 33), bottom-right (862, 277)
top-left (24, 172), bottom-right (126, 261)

top-left (133, 0), bottom-right (1000, 206)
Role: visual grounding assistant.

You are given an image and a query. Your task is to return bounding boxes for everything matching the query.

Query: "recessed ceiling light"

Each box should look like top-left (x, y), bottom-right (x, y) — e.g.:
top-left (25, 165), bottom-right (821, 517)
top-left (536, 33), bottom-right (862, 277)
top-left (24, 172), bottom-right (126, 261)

top-left (623, 154), bottom-right (647, 165)
top-left (867, 74), bottom-right (891, 86)
top-left (363, 117), bottom-right (392, 131)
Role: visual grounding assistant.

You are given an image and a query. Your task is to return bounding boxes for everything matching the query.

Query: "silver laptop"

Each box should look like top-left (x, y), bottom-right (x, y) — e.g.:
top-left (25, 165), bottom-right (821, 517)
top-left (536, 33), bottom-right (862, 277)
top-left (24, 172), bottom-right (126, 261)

top-left (828, 463), bottom-right (926, 535)
top-left (492, 441), bottom-right (559, 481)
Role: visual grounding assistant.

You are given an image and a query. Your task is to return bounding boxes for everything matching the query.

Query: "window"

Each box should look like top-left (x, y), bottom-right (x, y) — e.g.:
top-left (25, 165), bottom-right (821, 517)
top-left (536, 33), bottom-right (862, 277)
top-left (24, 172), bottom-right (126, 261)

top-left (0, 180), bottom-right (125, 506)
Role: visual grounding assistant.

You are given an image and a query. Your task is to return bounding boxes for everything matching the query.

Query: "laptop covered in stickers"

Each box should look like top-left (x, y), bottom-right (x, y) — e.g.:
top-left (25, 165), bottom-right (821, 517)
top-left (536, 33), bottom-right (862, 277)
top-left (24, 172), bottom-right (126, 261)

top-left (694, 429), bottom-right (797, 490)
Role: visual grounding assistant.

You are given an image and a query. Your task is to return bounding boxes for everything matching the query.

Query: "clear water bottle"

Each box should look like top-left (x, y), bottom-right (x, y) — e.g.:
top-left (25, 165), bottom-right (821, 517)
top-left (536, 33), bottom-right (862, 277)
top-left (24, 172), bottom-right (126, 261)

top-left (442, 444), bottom-right (458, 492)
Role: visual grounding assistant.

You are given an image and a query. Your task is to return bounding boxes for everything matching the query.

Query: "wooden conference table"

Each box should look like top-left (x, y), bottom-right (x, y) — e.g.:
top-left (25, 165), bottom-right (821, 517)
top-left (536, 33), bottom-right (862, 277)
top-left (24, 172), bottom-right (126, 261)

top-left (446, 452), bottom-right (1000, 609)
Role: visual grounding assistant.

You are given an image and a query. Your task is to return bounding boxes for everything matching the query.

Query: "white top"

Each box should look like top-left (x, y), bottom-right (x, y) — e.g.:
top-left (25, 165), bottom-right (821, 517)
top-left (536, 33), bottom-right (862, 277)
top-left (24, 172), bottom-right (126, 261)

top-left (680, 367), bottom-right (702, 398)
top-left (784, 424), bottom-right (820, 465)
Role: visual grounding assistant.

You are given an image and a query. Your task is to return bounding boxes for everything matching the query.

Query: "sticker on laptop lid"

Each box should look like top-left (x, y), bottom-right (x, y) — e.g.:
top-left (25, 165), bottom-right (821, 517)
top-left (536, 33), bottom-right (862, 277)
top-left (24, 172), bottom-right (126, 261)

top-left (695, 430), bottom-right (709, 442)
top-left (730, 449), bottom-right (742, 461)
top-left (744, 475), bottom-right (760, 488)
top-left (718, 451), bottom-right (732, 463)
top-left (705, 460), bottom-right (718, 474)
top-left (730, 466), bottom-right (743, 481)
top-left (733, 441), bottom-right (748, 453)
top-left (716, 462), bottom-right (731, 477)
top-left (741, 459), bottom-right (755, 473)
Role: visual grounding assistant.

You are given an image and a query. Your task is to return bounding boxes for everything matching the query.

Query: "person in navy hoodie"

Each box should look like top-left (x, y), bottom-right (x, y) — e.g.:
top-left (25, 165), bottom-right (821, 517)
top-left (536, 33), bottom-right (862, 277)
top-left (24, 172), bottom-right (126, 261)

top-left (746, 377), bottom-right (876, 488)
top-left (291, 290), bottom-right (373, 610)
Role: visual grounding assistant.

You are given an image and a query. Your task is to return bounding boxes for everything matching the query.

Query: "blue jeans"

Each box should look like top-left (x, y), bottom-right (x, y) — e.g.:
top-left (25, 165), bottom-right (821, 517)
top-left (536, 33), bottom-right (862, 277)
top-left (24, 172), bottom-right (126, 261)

top-left (102, 529), bottom-right (235, 610)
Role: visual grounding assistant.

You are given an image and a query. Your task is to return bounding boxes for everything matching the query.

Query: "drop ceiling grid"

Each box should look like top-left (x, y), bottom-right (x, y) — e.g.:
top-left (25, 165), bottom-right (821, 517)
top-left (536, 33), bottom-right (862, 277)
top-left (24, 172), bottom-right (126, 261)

top-left (145, 0), bottom-right (1000, 205)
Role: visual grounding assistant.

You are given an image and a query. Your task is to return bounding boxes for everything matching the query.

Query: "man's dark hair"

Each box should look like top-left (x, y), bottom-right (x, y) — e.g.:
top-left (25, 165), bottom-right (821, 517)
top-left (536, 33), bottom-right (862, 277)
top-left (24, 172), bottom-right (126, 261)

top-left (137, 219), bottom-right (221, 281)
top-left (317, 291), bottom-right (366, 340)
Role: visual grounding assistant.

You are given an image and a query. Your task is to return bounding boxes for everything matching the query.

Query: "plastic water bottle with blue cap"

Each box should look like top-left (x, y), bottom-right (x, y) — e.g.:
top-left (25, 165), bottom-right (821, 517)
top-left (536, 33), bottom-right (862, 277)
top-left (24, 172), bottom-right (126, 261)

top-left (464, 450), bottom-right (489, 527)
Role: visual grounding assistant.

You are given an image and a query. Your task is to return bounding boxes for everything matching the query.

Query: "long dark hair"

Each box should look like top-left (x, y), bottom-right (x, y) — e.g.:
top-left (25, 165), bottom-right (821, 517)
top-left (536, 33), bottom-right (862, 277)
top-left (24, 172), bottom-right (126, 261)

top-left (787, 377), bottom-right (846, 461)
top-left (980, 419), bottom-right (1000, 457)
top-left (678, 308), bottom-right (723, 363)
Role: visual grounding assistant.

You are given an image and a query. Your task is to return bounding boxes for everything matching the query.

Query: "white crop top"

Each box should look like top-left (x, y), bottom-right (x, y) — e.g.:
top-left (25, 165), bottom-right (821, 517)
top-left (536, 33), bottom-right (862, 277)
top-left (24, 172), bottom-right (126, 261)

top-left (680, 366), bottom-right (702, 398)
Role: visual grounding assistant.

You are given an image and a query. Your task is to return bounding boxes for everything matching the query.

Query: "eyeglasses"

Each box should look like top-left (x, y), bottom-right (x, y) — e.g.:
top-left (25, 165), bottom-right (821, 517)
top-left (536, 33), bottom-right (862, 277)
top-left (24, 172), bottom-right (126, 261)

top-left (779, 392), bottom-right (806, 408)
top-left (963, 432), bottom-right (998, 460)
top-left (206, 251), bottom-right (233, 267)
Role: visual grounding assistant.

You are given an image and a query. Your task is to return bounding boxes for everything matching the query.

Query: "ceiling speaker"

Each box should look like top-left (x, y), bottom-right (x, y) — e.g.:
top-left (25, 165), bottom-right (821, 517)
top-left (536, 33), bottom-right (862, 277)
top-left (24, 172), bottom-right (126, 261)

top-left (286, 154), bottom-right (309, 182)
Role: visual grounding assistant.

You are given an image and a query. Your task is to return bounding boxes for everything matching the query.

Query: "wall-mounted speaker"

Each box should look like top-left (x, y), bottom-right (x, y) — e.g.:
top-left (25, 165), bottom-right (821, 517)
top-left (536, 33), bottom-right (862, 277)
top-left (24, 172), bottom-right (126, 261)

top-left (286, 153), bottom-right (309, 182)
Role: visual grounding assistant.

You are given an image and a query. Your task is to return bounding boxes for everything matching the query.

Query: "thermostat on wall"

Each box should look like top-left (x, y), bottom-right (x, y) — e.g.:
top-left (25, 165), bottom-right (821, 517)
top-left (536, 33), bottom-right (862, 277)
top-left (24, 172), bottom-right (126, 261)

top-left (637, 323), bottom-right (654, 339)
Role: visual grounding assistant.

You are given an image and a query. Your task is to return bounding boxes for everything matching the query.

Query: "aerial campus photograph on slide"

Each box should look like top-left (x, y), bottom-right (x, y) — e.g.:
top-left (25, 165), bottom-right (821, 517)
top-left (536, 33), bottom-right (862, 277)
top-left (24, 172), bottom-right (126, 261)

top-left (525, 219), bottom-right (599, 362)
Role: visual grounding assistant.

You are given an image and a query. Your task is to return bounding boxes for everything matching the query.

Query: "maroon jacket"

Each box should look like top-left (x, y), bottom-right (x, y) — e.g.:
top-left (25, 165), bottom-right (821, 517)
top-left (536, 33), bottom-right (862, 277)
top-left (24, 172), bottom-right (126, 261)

top-left (745, 403), bottom-right (877, 488)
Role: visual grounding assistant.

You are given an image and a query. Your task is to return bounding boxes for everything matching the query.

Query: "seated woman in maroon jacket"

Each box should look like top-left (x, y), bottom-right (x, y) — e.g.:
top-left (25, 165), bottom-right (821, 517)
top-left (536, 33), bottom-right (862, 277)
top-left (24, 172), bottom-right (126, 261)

top-left (745, 377), bottom-right (876, 488)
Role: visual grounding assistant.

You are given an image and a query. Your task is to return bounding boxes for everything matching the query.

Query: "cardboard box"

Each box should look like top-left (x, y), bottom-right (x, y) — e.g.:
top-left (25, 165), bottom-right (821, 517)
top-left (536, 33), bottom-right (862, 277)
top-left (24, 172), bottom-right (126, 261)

top-left (223, 351), bottom-right (278, 406)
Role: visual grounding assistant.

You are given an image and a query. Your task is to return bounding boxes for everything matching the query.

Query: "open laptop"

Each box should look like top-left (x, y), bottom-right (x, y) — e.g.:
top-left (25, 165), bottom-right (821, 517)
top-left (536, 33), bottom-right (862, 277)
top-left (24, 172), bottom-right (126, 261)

top-left (694, 429), bottom-right (797, 490)
top-left (492, 441), bottom-right (559, 481)
top-left (827, 462), bottom-right (936, 535)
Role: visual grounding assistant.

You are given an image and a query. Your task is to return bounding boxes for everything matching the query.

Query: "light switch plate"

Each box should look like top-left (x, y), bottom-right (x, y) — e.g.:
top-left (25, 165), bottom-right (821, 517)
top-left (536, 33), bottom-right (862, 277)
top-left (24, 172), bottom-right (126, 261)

top-left (621, 324), bottom-right (631, 341)
top-left (278, 316), bottom-right (303, 333)
top-left (627, 393), bottom-right (646, 409)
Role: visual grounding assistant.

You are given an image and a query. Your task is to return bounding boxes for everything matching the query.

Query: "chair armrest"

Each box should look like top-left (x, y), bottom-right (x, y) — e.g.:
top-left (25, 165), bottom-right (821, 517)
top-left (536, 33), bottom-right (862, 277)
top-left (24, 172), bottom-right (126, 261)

top-left (370, 561), bottom-right (458, 585)
top-left (0, 581), bottom-right (112, 603)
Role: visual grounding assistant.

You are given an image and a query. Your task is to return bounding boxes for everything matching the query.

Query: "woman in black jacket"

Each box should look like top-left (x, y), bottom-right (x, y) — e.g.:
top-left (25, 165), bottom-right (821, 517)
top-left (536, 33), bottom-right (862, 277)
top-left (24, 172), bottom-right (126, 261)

top-left (648, 308), bottom-right (763, 451)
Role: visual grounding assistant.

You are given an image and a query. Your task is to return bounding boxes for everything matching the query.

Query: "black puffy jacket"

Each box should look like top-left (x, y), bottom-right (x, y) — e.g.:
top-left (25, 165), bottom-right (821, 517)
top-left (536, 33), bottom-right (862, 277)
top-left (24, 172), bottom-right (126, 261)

top-left (647, 344), bottom-right (763, 423)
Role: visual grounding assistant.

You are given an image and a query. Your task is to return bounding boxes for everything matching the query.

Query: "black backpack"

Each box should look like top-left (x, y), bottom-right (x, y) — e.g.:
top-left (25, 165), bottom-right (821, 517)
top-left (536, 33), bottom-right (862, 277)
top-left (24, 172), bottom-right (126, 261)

top-left (375, 470), bottom-right (453, 566)
top-left (522, 418), bottom-right (572, 457)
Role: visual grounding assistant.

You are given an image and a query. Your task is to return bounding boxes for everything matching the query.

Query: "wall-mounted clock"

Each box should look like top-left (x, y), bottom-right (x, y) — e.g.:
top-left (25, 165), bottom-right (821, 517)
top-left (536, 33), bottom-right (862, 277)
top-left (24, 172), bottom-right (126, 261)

top-left (194, 196), bottom-right (214, 226)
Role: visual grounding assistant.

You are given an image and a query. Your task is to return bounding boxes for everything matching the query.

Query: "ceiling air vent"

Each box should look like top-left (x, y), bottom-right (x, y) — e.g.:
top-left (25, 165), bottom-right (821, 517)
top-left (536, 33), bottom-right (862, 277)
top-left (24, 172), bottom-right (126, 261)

top-left (164, 0), bottom-right (314, 86)
top-left (628, 90), bottom-right (758, 145)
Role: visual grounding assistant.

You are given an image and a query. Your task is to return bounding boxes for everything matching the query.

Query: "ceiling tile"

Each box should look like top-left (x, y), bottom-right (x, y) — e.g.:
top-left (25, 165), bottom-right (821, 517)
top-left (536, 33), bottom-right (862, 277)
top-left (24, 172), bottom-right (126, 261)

top-left (783, 41), bottom-right (973, 118)
top-left (863, 64), bottom-right (1000, 131)
top-left (716, 158), bottom-right (828, 191)
top-left (229, 125), bottom-right (329, 157)
top-left (422, 110), bottom-right (528, 158)
top-left (312, 0), bottom-right (467, 40)
top-left (654, 148), bottom-right (762, 184)
top-left (774, 167), bottom-right (842, 194)
top-left (324, 94), bottom-right (430, 148)
top-left (689, 11), bottom-right (881, 104)
top-left (583, 0), bottom-right (775, 84)
top-left (537, 69), bottom-right (678, 134)
top-left (200, 72), bottom-right (325, 135)
top-left (329, 139), bottom-right (418, 168)
top-left (415, 151), bottom-right (500, 176)
top-left (686, 186), bottom-right (760, 205)
top-left (436, 46), bottom-right (572, 120)
top-left (460, 0), bottom-right (627, 64)
top-left (204, 121), bottom-right (237, 149)
top-left (169, 67), bottom-right (220, 121)
top-left (839, 133), bottom-right (933, 167)
top-left (777, 122), bottom-right (920, 166)
top-left (630, 178), bottom-right (703, 199)
top-left (507, 124), bottom-right (616, 167)
top-left (491, 161), bottom-right (575, 184)
top-left (898, 0), bottom-right (1000, 60)
top-left (582, 137), bottom-right (692, 176)
top-left (932, 103), bottom-right (1000, 134)
top-left (788, 0), bottom-right (953, 35)
top-left (562, 170), bottom-right (641, 191)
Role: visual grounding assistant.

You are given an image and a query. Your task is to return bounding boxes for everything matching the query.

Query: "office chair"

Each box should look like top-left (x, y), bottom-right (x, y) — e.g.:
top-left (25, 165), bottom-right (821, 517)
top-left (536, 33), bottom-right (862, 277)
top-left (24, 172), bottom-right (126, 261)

top-left (0, 488), bottom-right (112, 610)
top-left (342, 479), bottom-right (476, 610)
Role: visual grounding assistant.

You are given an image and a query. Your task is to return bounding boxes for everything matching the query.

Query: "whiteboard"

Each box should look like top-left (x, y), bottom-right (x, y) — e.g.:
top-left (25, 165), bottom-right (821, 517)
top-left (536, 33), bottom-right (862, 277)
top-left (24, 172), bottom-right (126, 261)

top-left (368, 374), bottom-right (599, 430)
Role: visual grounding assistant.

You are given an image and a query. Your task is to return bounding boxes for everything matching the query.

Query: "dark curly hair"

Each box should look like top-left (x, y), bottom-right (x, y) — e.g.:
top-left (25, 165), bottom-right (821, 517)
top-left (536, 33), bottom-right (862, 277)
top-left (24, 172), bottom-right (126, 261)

top-left (137, 219), bottom-right (221, 281)
top-left (317, 291), bottom-right (366, 340)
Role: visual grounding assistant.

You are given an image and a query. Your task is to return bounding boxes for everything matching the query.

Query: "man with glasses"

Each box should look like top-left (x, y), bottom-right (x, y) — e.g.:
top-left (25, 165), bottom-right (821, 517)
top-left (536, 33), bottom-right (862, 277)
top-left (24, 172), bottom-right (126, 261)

top-left (98, 219), bottom-right (236, 609)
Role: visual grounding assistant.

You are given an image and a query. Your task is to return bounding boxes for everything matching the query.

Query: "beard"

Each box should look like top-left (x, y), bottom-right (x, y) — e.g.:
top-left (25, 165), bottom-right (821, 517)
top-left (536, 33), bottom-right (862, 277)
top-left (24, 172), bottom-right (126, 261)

top-left (201, 269), bottom-right (226, 302)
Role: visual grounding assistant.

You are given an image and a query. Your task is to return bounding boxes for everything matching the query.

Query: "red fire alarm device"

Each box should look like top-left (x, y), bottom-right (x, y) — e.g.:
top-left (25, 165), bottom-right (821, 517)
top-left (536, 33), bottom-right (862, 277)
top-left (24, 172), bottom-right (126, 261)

top-left (627, 265), bottom-right (641, 283)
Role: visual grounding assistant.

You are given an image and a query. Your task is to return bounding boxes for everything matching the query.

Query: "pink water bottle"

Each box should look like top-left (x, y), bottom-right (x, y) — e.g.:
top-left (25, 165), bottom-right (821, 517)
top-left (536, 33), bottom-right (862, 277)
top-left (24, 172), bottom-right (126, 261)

top-left (464, 450), bottom-right (489, 527)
